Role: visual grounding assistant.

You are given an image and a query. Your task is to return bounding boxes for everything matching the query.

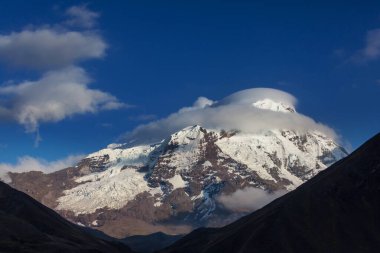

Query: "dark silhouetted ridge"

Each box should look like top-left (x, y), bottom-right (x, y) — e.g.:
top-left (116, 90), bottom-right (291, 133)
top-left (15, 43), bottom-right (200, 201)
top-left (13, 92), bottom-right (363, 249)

top-left (0, 181), bottom-right (133, 253)
top-left (122, 232), bottom-right (183, 253)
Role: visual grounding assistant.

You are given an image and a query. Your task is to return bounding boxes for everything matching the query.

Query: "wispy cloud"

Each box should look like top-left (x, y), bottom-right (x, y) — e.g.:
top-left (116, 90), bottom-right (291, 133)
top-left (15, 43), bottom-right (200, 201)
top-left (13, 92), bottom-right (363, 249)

top-left (100, 122), bottom-right (113, 128)
top-left (65, 5), bottom-right (100, 29)
top-left (129, 114), bottom-right (158, 121)
top-left (217, 187), bottom-right (286, 212)
top-left (0, 154), bottom-right (84, 183)
top-left (351, 28), bottom-right (380, 63)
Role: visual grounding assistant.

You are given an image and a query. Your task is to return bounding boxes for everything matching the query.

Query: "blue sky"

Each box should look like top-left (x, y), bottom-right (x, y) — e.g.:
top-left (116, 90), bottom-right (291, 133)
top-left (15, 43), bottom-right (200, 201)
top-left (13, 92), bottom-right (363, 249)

top-left (0, 0), bottom-right (379, 165)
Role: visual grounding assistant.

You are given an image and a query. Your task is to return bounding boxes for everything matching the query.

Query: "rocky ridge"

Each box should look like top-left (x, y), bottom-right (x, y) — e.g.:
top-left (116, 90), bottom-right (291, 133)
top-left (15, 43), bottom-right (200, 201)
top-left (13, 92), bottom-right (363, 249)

top-left (5, 99), bottom-right (348, 237)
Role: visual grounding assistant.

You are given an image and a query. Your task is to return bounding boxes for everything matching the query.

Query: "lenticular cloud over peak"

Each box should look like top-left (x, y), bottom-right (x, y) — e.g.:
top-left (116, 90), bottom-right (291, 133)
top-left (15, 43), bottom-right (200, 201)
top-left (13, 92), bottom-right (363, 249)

top-left (124, 88), bottom-right (337, 144)
top-left (217, 88), bottom-right (296, 107)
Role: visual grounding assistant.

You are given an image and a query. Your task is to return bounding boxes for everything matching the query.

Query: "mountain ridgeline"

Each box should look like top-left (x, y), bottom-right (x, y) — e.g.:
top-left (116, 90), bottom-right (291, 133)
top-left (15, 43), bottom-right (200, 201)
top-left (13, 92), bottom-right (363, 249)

top-left (161, 132), bottom-right (380, 253)
top-left (3, 98), bottom-right (347, 238)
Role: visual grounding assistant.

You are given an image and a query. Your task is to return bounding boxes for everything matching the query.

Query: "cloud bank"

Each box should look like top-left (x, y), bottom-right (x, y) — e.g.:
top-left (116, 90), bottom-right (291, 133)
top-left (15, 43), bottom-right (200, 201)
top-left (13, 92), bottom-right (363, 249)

top-left (0, 154), bottom-right (84, 183)
top-left (123, 88), bottom-right (337, 144)
top-left (217, 187), bottom-right (286, 212)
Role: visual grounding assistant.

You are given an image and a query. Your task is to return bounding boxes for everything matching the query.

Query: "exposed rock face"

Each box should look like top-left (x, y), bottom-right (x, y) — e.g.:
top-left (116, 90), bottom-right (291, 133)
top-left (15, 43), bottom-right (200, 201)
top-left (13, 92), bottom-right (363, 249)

top-left (4, 99), bottom-right (348, 238)
top-left (7, 125), bottom-right (347, 238)
top-left (161, 133), bottom-right (380, 253)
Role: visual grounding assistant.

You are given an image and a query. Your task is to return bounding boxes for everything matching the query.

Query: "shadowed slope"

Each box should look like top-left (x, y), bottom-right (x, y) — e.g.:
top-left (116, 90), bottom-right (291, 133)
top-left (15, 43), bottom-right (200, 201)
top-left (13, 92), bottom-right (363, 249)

top-left (162, 133), bottom-right (380, 253)
top-left (0, 182), bottom-right (133, 253)
top-left (122, 232), bottom-right (182, 253)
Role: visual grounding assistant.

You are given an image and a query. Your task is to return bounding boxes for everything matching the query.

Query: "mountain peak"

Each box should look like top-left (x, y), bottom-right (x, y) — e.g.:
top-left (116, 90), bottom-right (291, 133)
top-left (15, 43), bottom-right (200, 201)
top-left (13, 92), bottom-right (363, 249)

top-left (253, 99), bottom-right (296, 113)
top-left (7, 124), bottom-right (348, 238)
top-left (218, 88), bottom-right (296, 106)
top-left (216, 88), bottom-right (297, 113)
top-left (169, 125), bottom-right (204, 143)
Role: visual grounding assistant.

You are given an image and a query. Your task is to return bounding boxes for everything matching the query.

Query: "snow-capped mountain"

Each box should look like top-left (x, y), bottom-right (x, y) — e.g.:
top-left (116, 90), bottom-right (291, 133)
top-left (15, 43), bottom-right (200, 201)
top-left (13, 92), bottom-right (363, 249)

top-left (56, 125), bottom-right (344, 215)
top-left (4, 90), bottom-right (348, 238)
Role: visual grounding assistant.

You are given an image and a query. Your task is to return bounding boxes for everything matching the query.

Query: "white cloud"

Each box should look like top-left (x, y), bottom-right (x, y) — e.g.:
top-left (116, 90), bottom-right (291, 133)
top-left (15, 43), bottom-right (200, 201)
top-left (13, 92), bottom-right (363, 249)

top-left (0, 67), bottom-right (127, 133)
top-left (217, 187), bottom-right (286, 212)
top-left (0, 5), bottom-right (127, 142)
top-left (123, 88), bottom-right (337, 144)
top-left (65, 5), bottom-right (100, 28)
top-left (0, 28), bottom-right (107, 70)
top-left (352, 28), bottom-right (380, 63)
top-left (0, 154), bottom-right (84, 183)
top-left (177, 96), bottom-right (215, 113)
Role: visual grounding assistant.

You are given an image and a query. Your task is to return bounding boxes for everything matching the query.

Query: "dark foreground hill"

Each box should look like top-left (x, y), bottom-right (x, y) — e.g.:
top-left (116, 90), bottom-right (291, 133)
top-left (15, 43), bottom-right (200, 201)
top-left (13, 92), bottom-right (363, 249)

top-left (162, 133), bottom-right (380, 253)
top-left (0, 181), bottom-right (133, 253)
top-left (122, 232), bottom-right (182, 253)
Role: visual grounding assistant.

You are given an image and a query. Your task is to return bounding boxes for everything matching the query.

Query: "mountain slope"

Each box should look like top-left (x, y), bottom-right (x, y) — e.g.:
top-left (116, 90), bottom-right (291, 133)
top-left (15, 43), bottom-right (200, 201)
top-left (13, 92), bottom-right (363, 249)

top-left (161, 132), bottom-right (380, 253)
top-left (0, 181), bottom-right (132, 253)
top-left (4, 97), bottom-right (347, 237)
